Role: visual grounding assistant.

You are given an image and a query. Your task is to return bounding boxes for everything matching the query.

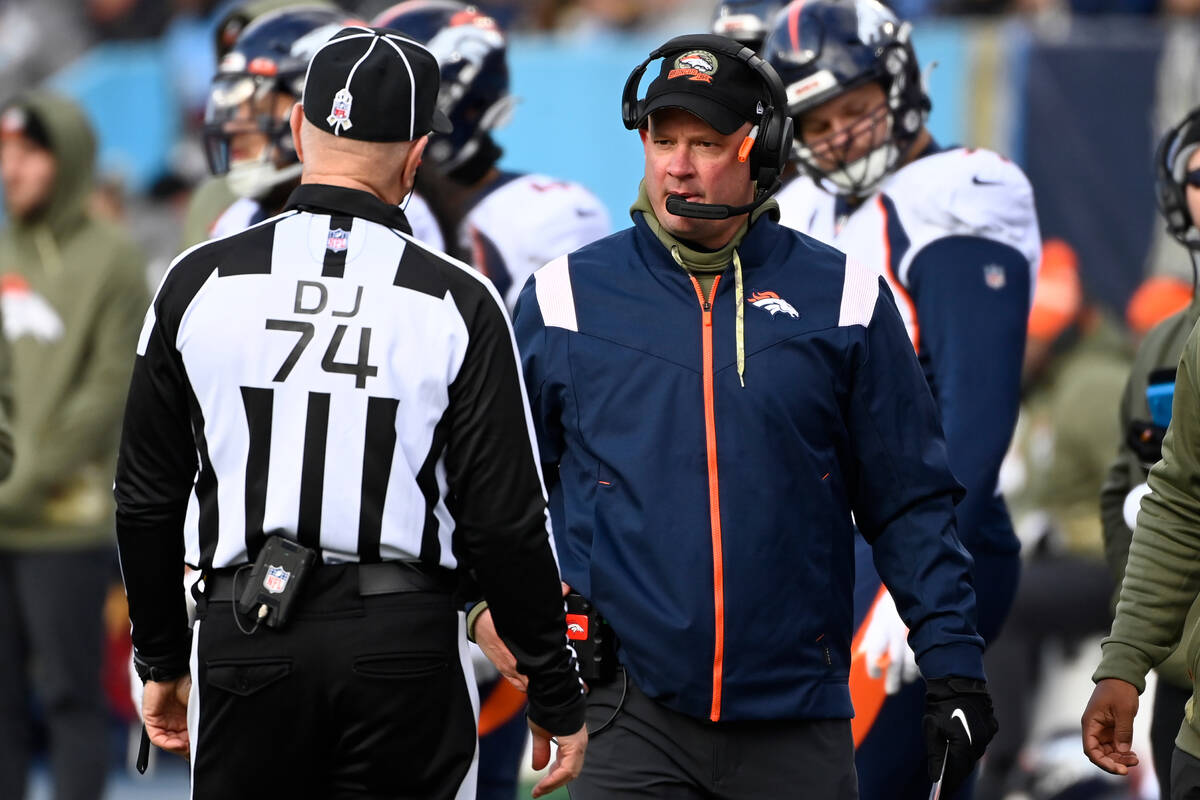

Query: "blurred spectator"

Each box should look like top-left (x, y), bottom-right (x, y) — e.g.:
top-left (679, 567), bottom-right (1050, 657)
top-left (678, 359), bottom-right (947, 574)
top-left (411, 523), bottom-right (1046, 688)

top-left (981, 239), bottom-right (1131, 800)
top-left (0, 92), bottom-right (147, 800)
top-left (0, 2), bottom-right (90, 108)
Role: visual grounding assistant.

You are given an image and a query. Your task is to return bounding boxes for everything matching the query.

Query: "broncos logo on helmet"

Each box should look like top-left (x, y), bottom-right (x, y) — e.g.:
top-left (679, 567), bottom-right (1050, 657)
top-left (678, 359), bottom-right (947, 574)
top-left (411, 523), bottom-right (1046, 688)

top-left (372, 1), bottom-right (516, 182)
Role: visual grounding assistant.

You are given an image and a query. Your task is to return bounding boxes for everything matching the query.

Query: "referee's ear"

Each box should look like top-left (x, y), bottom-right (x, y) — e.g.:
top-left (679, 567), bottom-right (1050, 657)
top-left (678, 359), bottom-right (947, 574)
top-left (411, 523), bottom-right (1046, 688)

top-left (290, 103), bottom-right (306, 164)
top-left (400, 134), bottom-right (428, 197)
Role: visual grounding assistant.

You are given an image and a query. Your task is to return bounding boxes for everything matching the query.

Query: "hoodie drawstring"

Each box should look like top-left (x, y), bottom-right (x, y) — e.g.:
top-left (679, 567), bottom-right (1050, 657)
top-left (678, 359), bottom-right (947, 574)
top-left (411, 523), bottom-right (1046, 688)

top-left (733, 249), bottom-right (744, 388)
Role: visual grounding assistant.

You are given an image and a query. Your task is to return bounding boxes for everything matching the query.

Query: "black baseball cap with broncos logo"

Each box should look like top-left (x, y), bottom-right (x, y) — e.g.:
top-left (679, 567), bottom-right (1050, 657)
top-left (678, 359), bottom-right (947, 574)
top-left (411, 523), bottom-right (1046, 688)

top-left (636, 42), bottom-right (768, 135)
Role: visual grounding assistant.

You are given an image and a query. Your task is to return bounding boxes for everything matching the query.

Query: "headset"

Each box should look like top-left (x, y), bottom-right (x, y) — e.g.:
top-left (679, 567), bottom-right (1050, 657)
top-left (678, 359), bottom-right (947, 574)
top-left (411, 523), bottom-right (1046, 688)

top-left (1157, 105), bottom-right (1200, 249)
top-left (621, 33), bottom-right (793, 220)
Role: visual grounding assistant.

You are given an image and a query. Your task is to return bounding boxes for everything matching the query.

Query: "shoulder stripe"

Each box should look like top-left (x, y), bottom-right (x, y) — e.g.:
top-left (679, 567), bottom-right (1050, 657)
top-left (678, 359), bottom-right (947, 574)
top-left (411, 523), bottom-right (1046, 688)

top-left (838, 256), bottom-right (879, 328)
top-left (534, 255), bottom-right (577, 332)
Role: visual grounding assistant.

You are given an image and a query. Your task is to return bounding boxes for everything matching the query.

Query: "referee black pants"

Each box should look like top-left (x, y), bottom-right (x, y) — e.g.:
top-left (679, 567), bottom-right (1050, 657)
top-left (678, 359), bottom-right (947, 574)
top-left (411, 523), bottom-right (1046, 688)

top-left (570, 667), bottom-right (858, 799)
top-left (190, 564), bottom-right (477, 799)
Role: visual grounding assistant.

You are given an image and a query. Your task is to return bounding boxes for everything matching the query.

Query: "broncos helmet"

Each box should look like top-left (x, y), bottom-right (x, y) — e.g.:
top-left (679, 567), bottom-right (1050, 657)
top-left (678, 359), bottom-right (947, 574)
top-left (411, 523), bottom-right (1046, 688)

top-left (1157, 105), bottom-right (1200, 249)
top-left (213, 0), bottom-right (338, 59)
top-left (372, 1), bottom-right (514, 179)
top-left (204, 5), bottom-right (347, 199)
top-left (710, 1), bottom-right (785, 51)
top-left (761, 0), bottom-right (929, 197)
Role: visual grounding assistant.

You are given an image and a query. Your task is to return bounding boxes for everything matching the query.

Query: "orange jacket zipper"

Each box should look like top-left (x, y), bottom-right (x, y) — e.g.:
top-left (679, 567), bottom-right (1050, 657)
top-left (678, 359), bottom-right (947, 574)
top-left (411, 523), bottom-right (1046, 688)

top-left (689, 274), bottom-right (725, 722)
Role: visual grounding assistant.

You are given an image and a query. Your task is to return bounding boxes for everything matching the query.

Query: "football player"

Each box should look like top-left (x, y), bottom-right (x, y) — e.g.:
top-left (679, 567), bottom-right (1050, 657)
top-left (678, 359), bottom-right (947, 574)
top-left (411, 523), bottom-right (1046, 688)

top-left (373, 1), bottom-right (610, 315)
top-left (763, 2), bottom-right (1041, 797)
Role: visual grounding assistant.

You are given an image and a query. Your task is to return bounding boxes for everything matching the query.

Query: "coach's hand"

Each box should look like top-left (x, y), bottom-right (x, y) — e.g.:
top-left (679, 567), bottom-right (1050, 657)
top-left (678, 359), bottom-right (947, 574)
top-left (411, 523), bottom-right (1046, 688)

top-left (1082, 678), bottom-right (1140, 775)
top-left (529, 720), bottom-right (587, 798)
top-left (474, 608), bottom-right (529, 692)
top-left (143, 675), bottom-right (191, 757)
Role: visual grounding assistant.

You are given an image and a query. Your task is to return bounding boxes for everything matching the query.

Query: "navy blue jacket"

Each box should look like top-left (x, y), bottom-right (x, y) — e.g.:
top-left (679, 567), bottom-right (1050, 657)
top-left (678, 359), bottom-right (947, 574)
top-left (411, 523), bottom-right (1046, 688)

top-left (513, 211), bottom-right (984, 722)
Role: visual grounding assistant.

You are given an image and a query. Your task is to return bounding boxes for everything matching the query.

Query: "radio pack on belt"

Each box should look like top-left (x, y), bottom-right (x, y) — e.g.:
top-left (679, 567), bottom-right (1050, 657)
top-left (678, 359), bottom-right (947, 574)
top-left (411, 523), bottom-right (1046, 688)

top-left (565, 591), bottom-right (617, 684)
top-left (236, 535), bottom-right (317, 629)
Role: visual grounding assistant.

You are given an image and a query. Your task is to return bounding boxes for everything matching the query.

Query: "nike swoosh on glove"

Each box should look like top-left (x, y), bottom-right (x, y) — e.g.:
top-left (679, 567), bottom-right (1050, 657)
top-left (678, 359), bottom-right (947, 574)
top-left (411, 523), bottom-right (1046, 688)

top-left (923, 676), bottom-right (998, 794)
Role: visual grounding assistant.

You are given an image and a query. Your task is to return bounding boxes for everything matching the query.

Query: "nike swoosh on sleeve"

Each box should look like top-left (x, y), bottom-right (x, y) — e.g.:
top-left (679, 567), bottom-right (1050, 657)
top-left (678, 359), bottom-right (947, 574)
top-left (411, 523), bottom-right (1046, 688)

top-left (971, 176), bottom-right (1003, 186)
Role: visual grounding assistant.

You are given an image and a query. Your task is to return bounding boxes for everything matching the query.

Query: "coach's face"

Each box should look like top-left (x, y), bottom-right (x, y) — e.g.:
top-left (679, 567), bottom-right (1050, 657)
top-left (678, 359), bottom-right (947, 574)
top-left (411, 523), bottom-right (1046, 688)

top-left (641, 108), bottom-right (754, 250)
top-left (0, 133), bottom-right (56, 221)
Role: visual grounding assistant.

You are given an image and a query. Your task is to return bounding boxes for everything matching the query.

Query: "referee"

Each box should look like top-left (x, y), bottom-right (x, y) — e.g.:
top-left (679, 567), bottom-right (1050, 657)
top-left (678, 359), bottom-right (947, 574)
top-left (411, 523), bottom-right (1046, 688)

top-left (114, 26), bottom-right (586, 799)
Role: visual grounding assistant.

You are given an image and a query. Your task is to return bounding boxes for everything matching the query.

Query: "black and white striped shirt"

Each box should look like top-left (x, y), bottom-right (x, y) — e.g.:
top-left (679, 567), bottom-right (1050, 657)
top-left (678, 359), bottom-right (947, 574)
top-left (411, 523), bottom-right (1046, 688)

top-left (116, 184), bottom-right (582, 729)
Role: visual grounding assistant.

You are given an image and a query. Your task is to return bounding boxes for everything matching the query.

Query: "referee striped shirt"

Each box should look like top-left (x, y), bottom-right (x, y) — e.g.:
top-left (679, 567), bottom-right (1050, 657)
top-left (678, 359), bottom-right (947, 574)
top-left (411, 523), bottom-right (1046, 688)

top-left (115, 184), bottom-right (583, 731)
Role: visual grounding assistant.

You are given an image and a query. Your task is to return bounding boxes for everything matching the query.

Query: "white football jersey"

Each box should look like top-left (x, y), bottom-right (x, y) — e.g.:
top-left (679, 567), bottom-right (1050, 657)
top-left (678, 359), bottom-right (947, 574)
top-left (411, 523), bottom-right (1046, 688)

top-left (776, 147), bottom-right (1041, 347)
top-left (211, 192), bottom-right (446, 253)
top-left (460, 173), bottom-right (611, 313)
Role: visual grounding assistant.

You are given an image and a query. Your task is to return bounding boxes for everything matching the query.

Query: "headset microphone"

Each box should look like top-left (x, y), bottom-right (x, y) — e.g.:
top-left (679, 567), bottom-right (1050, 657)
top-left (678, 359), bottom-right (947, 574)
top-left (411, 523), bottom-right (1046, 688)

top-left (665, 176), bottom-right (783, 220)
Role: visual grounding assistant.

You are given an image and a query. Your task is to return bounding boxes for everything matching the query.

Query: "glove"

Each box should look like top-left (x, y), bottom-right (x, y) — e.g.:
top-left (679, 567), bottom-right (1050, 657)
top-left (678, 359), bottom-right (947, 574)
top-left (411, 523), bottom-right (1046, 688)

top-left (923, 677), bottom-right (998, 794)
top-left (857, 589), bottom-right (920, 694)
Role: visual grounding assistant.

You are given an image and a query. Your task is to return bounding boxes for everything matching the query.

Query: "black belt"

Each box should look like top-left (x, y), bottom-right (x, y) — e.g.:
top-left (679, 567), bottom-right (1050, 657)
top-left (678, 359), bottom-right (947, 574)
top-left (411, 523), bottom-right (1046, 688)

top-left (201, 561), bottom-right (455, 599)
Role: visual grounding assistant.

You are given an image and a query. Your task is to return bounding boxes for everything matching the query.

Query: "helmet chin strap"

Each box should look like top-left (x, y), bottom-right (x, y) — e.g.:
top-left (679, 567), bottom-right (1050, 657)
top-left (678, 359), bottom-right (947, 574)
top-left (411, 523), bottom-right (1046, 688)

top-left (227, 160), bottom-right (303, 200)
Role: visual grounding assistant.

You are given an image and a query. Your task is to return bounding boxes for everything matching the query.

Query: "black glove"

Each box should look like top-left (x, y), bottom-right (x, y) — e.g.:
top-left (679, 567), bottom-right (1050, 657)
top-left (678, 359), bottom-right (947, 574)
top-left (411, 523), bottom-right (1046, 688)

top-left (922, 677), bottom-right (998, 794)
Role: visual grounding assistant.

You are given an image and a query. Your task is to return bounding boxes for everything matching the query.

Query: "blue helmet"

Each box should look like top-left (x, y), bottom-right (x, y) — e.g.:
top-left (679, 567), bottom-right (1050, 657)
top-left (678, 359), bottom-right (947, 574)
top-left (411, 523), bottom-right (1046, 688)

top-left (204, 5), bottom-right (347, 198)
top-left (1156, 106), bottom-right (1200, 249)
top-left (761, 0), bottom-right (929, 197)
top-left (710, 1), bottom-right (786, 51)
top-left (372, 1), bottom-right (514, 179)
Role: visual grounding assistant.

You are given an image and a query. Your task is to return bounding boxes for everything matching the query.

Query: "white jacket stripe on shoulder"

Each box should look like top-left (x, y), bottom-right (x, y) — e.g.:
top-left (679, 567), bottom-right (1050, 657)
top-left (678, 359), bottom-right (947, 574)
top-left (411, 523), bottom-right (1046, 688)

top-left (838, 256), bottom-right (879, 328)
top-left (534, 255), bottom-right (578, 332)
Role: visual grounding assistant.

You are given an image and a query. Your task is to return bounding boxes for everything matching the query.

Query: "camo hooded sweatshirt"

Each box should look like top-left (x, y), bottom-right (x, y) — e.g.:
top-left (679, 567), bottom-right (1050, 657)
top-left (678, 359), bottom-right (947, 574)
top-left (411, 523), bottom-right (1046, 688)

top-left (1095, 315), bottom-right (1200, 759)
top-left (0, 91), bottom-right (147, 550)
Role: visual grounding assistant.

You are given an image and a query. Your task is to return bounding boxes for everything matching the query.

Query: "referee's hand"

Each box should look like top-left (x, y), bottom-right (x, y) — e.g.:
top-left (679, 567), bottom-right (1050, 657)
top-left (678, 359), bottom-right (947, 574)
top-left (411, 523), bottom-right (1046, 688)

top-left (528, 720), bottom-right (587, 798)
top-left (143, 675), bottom-right (192, 757)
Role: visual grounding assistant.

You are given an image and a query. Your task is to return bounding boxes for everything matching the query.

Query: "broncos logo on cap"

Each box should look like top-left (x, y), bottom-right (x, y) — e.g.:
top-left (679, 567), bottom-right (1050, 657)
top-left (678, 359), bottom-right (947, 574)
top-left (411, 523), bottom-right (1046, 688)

top-left (669, 50), bottom-right (719, 83)
top-left (748, 290), bottom-right (799, 318)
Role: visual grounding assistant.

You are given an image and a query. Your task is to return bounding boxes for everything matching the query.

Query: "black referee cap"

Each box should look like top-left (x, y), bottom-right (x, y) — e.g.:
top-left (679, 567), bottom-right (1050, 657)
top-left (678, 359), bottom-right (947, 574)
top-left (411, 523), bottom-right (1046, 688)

top-left (302, 26), bottom-right (452, 142)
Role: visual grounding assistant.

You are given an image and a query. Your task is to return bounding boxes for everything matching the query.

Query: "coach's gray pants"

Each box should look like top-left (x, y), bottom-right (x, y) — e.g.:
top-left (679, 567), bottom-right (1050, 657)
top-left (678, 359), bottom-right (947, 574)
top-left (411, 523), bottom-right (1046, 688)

top-left (570, 667), bottom-right (858, 799)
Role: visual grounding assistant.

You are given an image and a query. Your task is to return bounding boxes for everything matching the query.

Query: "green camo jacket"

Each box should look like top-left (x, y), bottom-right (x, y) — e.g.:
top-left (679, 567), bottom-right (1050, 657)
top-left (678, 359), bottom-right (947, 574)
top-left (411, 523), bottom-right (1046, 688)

top-left (1100, 297), bottom-right (1200, 689)
top-left (1095, 310), bottom-right (1200, 758)
top-left (0, 91), bottom-right (147, 550)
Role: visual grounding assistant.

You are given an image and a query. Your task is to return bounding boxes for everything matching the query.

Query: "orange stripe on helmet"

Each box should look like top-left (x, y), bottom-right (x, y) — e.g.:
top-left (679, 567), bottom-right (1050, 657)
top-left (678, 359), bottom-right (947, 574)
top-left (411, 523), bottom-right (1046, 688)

top-left (788, 0), bottom-right (807, 53)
